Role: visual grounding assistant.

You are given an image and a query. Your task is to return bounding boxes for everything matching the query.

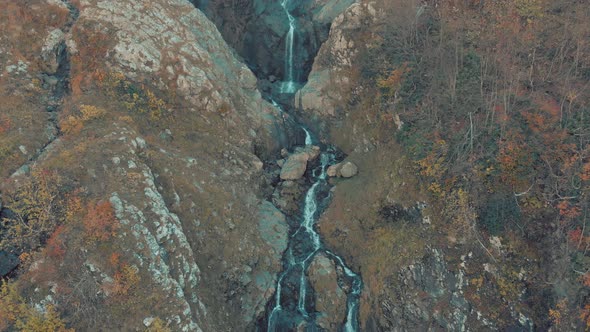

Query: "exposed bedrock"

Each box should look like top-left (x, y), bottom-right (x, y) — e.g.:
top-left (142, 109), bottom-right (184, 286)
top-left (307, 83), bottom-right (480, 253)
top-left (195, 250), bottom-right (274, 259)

top-left (192, 0), bottom-right (355, 88)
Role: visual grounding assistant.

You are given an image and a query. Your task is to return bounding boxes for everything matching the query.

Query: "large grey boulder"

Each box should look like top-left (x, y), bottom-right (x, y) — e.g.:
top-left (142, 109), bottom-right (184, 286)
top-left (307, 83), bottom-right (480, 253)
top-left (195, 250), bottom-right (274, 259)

top-left (340, 161), bottom-right (358, 177)
top-left (280, 153), bottom-right (309, 180)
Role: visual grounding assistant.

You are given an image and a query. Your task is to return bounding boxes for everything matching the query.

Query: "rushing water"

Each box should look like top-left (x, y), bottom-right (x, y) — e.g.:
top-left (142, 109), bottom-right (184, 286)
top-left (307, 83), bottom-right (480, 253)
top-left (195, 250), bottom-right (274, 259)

top-left (262, 108), bottom-right (363, 330)
top-left (280, 0), bottom-right (297, 93)
top-left (262, 1), bottom-right (362, 330)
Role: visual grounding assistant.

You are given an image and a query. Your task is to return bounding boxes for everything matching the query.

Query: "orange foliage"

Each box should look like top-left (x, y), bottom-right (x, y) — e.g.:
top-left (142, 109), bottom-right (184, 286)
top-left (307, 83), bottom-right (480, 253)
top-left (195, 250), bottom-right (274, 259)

top-left (103, 262), bottom-right (140, 298)
top-left (549, 299), bottom-right (567, 326)
top-left (567, 227), bottom-right (590, 250)
top-left (580, 304), bottom-right (590, 330)
top-left (377, 63), bottom-right (410, 97)
top-left (59, 115), bottom-right (84, 136)
top-left (69, 23), bottom-right (112, 96)
top-left (45, 225), bottom-right (66, 259)
top-left (0, 115), bottom-right (12, 134)
top-left (109, 252), bottom-right (121, 267)
top-left (557, 201), bottom-right (581, 219)
top-left (83, 201), bottom-right (119, 242)
top-left (497, 131), bottom-right (533, 189)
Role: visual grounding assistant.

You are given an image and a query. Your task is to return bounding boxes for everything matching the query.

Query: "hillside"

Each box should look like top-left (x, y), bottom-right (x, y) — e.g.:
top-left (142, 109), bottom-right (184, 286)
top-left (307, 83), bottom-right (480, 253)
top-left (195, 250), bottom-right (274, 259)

top-left (1, 0), bottom-right (590, 331)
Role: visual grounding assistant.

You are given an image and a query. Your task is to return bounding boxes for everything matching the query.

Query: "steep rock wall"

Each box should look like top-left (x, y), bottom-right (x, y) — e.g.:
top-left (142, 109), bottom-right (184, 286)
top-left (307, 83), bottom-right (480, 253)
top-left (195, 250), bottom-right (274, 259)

top-left (0, 0), bottom-right (297, 330)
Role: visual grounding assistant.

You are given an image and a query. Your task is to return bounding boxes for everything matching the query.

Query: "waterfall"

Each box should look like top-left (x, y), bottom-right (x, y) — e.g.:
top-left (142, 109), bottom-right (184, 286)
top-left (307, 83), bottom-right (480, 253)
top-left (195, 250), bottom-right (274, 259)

top-left (280, 0), bottom-right (297, 93)
top-left (263, 105), bottom-right (363, 330)
top-left (262, 1), bottom-right (362, 330)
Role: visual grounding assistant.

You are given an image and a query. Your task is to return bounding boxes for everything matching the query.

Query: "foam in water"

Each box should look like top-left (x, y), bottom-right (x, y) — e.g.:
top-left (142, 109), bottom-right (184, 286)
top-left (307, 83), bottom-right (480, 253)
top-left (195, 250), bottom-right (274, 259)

top-left (280, 0), bottom-right (297, 93)
top-left (265, 121), bottom-right (363, 331)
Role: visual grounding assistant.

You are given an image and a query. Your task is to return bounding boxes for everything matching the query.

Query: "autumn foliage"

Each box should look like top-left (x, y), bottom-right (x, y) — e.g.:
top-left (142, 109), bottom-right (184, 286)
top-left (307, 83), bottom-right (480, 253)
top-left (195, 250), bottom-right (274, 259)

top-left (83, 201), bottom-right (119, 242)
top-left (365, 0), bottom-right (590, 327)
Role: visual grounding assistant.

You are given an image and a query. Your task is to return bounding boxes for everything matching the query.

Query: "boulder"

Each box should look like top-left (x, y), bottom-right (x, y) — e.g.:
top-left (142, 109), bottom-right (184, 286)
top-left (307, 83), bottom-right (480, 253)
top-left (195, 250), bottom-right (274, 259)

top-left (280, 152), bottom-right (310, 180)
top-left (327, 161), bottom-right (358, 178)
top-left (340, 161), bottom-right (358, 178)
top-left (294, 145), bottom-right (321, 161)
top-left (307, 253), bottom-right (347, 330)
top-left (279, 145), bottom-right (321, 180)
top-left (327, 164), bottom-right (339, 177)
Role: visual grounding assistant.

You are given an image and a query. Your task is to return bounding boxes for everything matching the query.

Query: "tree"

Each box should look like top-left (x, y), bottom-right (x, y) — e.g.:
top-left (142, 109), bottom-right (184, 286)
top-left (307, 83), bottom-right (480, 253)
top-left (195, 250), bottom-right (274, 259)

top-left (0, 170), bottom-right (65, 254)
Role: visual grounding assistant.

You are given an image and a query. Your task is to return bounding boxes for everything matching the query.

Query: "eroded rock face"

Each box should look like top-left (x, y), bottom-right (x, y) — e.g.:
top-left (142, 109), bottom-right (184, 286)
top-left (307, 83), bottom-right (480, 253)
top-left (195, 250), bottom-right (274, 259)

top-left (65, 1), bottom-right (296, 328)
top-left (194, 0), bottom-right (356, 84)
top-left (307, 253), bottom-right (347, 331)
top-left (295, 1), bottom-right (379, 148)
top-left (40, 28), bottom-right (66, 74)
top-left (75, 0), bottom-right (295, 157)
top-left (0, 0), bottom-right (299, 330)
top-left (272, 180), bottom-right (305, 216)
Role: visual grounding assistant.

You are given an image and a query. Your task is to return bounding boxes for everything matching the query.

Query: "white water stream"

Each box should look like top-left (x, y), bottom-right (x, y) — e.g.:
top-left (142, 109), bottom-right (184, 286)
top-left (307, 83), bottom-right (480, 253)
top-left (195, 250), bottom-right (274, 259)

top-left (265, 114), bottom-right (362, 331)
top-left (280, 0), bottom-right (297, 93)
top-left (264, 1), bottom-right (362, 329)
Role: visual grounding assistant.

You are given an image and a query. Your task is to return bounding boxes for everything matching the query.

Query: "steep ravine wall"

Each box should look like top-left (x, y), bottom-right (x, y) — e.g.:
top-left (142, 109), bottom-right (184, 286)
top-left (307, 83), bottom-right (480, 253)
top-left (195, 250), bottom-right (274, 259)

top-left (0, 0), bottom-right (302, 330)
top-left (297, 1), bottom-right (541, 330)
top-left (192, 0), bottom-right (355, 92)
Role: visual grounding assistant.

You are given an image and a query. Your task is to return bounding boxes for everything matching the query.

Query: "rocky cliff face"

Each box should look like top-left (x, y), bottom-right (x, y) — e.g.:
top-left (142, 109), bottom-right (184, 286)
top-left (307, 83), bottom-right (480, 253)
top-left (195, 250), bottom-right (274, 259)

top-left (0, 0), bottom-right (299, 330)
top-left (193, 0), bottom-right (355, 89)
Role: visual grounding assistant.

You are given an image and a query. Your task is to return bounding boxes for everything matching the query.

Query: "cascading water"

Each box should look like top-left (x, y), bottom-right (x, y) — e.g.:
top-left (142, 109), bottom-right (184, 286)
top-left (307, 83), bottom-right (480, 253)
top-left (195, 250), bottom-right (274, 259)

top-left (262, 106), bottom-right (363, 331)
top-left (261, 1), bottom-right (363, 330)
top-left (280, 0), bottom-right (297, 93)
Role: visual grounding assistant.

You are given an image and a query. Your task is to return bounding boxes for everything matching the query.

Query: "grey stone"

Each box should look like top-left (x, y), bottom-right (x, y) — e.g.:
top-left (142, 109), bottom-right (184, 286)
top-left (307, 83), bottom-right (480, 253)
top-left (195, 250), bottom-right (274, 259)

top-left (280, 152), bottom-right (309, 180)
top-left (339, 161), bottom-right (358, 178)
top-left (0, 251), bottom-right (19, 277)
top-left (40, 29), bottom-right (65, 74)
top-left (307, 253), bottom-right (347, 330)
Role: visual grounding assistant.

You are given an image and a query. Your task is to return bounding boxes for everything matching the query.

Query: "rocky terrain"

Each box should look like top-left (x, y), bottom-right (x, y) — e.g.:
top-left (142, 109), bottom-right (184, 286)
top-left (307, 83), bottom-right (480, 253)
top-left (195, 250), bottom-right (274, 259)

top-left (2, 0), bottom-right (590, 331)
top-left (0, 0), bottom-right (299, 330)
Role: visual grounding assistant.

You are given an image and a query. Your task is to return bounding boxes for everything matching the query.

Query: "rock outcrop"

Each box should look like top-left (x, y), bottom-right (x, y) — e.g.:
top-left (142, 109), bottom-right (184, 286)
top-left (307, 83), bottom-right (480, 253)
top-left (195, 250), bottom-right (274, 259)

top-left (0, 0), bottom-right (298, 330)
top-left (194, 0), bottom-right (356, 86)
top-left (295, 1), bottom-right (379, 152)
top-left (307, 253), bottom-right (347, 331)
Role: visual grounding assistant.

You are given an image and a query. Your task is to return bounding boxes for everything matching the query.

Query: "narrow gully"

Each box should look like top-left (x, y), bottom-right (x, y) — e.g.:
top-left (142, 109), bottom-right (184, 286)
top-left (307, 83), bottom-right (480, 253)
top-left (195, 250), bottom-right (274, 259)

top-left (260, 1), bottom-right (363, 330)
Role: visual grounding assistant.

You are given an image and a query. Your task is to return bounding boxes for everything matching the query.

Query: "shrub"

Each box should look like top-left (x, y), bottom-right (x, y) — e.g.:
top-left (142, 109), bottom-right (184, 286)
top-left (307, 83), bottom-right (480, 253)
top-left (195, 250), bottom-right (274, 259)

top-left (0, 170), bottom-right (65, 254)
top-left (79, 104), bottom-right (106, 121)
top-left (83, 201), bottom-right (120, 243)
top-left (0, 281), bottom-right (72, 332)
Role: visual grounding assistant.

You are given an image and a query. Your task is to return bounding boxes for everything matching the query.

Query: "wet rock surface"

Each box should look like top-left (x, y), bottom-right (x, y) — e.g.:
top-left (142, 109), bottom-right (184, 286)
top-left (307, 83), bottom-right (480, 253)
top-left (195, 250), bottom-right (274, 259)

top-left (193, 0), bottom-right (355, 86)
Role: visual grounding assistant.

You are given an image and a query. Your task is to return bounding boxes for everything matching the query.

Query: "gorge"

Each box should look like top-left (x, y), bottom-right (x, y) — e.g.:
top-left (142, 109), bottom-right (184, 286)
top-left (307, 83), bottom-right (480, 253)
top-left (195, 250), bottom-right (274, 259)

top-left (229, 1), bottom-right (363, 329)
top-left (2, 0), bottom-right (590, 331)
